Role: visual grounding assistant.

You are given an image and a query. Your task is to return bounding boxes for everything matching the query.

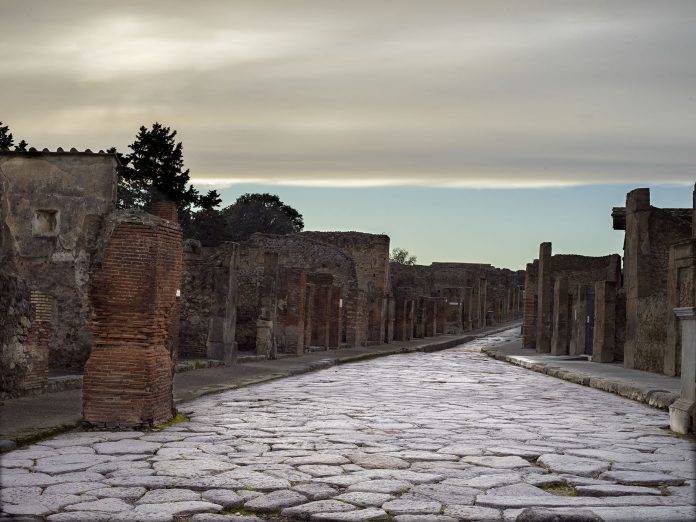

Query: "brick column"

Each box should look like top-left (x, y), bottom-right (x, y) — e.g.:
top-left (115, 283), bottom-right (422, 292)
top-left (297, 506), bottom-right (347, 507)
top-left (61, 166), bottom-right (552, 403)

top-left (83, 212), bottom-right (182, 428)
top-left (536, 242), bottom-right (552, 353)
top-left (551, 277), bottom-right (570, 356)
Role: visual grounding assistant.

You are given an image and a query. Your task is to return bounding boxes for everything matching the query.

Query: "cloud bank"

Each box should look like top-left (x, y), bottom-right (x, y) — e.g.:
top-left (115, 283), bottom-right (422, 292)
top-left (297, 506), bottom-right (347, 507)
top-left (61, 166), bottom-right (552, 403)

top-left (1, 0), bottom-right (694, 188)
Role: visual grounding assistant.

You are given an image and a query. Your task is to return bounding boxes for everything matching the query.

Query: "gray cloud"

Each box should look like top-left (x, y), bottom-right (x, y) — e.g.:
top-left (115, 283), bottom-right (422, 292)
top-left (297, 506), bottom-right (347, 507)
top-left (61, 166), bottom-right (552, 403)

top-left (1, 0), bottom-right (694, 187)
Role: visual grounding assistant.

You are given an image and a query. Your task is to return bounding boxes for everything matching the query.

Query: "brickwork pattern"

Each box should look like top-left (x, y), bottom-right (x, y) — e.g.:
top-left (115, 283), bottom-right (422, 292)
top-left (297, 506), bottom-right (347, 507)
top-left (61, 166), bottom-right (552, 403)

top-left (83, 211), bottom-right (182, 427)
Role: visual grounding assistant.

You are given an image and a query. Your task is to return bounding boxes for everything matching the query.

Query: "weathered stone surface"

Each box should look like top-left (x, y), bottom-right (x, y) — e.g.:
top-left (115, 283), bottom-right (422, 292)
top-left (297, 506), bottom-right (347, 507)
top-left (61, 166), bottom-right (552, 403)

top-left (132, 500), bottom-right (223, 518)
top-left (575, 484), bottom-right (662, 496)
top-left (464, 473), bottom-right (523, 489)
top-left (292, 482), bottom-right (339, 500)
top-left (537, 454), bottom-right (609, 477)
top-left (443, 504), bottom-right (503, 520)
top-left (600, 470), bottom-right (685, 486)
top-left (382, 498), bottom-right (442, 515)
top-left (93, 440), bottom-right (161, 455)
top-left (91, 486), bottom-right (146, 499)
top-left (281, 499), bottom-right (357, 518)
top-left (64, 497), bottom-right (133, 513)
top-left (347, 479), bottom-right (411, 494)
top-left (136, 488), bottom-right (200, 504)
top-left (334, 491), bottom-right (394, 507)
top-left (515, 507), bottom-right (602, 521)
top-left (43, 482), bottom-right (105, 495)
top-left (191, 515), bottom-right (264, 522)
top-left (47, 512), bottom-right (112, 521)
top-left (394, 516), bottom-right (456, 522)
top-left (244, 489), bottom-right (308, 512)
top-left (345, 452), bottom-right (410, 469)
top-left (462, 456), bottom-right (532, 469)
top-left (201, 489), bottom-right (244, 508)
top-left (310, 507), bottom-right (388, 521)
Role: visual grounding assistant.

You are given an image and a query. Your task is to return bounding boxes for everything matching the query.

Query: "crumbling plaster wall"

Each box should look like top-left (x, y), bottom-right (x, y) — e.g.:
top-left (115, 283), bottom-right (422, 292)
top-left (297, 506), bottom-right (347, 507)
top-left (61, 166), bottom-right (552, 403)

top-left (0, 151), bottom-right (117, 372)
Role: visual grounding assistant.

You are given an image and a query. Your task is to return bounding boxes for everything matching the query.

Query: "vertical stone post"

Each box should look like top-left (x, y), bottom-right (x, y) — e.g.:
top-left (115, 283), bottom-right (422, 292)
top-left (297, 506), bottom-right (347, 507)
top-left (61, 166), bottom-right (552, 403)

top-left (570, 285), bottom-right (589, 356)
top-left (669, 307), bottom-right (696, 434)
top-left (536, 242), bottom-right (553, 353)
top-left (462, 287), bottom-right (472, 331)
top-left (593, 281), bottom-right (616, 363)
top-left (551, 277), bottom-right (570, 356)
top-left (523, 261), bottom-right (538, 348)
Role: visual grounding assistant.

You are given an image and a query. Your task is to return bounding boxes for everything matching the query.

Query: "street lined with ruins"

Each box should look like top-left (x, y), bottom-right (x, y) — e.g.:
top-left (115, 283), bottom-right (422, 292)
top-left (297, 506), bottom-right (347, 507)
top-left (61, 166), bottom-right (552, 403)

top-left (2, 328), bottom-right (694, 521)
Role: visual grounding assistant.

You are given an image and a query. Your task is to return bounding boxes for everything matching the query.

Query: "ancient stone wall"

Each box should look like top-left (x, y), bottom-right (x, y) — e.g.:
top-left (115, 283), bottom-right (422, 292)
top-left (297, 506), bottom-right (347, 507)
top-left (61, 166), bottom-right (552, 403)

top-left (179, 241), bottom-right (238, 362)
top-left (83, 209), bottom-right (182, 427)
top-left (666, 238), bottom-right (696, 376)
top-left (0, 151), bottom-right (117, 372)
top-left (0, 271), bottom-right (45, 396)
top-left (620, 188), bottom-right (692, 373)
top-left (531, 241), bottom-right (621, 355)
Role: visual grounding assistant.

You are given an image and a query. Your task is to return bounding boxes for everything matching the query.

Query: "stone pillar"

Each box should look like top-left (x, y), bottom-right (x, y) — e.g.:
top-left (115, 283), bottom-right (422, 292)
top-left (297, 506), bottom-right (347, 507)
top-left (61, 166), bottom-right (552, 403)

top-left (536, 242), bottom-right (553, 353)
top-left (462, 287), bottom-right (472, 331)
top-left (593, 281), bottom-right (616, 363)
top-left (522, 261), bottom-right (538, 349)
top-left (570, 285), bottom-right (589, 356)
top-left (255, 318), bottom-right (274, 356)
top-left (551, 277), bottom-right (570, 356)
top-left (669, 307), bottom-right (696, 434)
top-left (328, 285), bottom-right (342, 348)
top-left (424, 298), bottom-right (437, 337)
top-left (83, 211), bottom-right (182, 427)
top-left (276, 267), bottom-right (306, 355)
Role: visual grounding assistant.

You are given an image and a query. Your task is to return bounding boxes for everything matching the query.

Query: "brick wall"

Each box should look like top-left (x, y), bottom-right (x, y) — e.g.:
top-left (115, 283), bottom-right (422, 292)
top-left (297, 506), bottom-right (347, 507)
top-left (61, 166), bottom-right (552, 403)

top-left (83, 210), bottom-right (182, 427)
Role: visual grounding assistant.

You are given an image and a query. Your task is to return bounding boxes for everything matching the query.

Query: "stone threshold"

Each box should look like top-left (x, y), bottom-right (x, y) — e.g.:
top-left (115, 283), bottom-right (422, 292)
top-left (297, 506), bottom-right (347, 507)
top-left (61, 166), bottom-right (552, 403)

top-left (483, 344), bottom-right (680, 410)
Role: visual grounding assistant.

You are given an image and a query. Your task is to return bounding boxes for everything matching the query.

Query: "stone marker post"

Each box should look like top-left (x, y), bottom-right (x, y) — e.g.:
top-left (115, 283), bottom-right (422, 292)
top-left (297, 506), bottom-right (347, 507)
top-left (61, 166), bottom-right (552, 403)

top-left (670, 307), bottom-right (696, 434)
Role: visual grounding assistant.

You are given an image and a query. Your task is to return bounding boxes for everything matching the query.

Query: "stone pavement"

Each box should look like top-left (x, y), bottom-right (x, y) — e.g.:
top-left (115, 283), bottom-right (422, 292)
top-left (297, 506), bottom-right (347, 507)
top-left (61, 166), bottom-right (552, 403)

top-left (482, 341), bottom-right (681, 410)
top-left (2, 327), bottom-right (695, 521)
top-left (0, 323), bottom-right (517, 445)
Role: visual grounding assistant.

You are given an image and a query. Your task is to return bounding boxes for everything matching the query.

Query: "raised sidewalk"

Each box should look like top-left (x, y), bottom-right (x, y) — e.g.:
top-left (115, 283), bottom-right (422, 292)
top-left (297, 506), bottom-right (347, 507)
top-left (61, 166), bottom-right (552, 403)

top-left (0, 322), bottom-right (518, 447)
top-left (483, 339), bottom-right (681, 410)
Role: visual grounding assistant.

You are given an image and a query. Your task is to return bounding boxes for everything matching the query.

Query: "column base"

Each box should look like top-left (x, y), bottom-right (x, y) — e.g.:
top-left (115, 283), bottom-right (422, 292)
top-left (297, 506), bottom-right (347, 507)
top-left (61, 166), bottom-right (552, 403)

top-left (669, 398), bottom-right (696, 435)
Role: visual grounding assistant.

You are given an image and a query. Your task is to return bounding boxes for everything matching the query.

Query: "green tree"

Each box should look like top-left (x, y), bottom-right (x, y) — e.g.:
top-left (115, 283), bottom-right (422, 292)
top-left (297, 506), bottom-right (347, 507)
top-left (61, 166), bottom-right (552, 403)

top-left (114, 123), bottom-right (220, 221)
top-left (391, 247), bottom-right (417, 265)
top-left (188, 193), bottom-right (304, 246)
top-left (0, 121), bottom-right (28, 151)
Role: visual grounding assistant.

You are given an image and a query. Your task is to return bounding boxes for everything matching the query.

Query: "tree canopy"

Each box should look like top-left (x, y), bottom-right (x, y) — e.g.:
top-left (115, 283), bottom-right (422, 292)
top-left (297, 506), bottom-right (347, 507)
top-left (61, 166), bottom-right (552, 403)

top-left (391, 247), bottom-right (417, 265)
top-left (188, 193), bottom-right (304, 246)
top-left (0, 121), bottom-right (28, 151)
top-left (113, 122), bottom-right (220, 221)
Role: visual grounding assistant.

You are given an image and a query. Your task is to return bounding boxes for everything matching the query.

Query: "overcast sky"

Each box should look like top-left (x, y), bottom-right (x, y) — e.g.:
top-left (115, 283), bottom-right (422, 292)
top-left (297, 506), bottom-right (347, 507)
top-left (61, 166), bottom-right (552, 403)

top-left (1, 1), bottom-right (694, 266)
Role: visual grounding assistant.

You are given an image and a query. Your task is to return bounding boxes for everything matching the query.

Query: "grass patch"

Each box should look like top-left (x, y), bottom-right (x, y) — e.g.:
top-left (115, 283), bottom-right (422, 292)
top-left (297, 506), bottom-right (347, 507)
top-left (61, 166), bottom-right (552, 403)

top-left (152, 412), bottom-right (189, 431)
top-left (9, 422), bottom-right (80, 450)
top-left (540, 483), bottom-right (578, 496)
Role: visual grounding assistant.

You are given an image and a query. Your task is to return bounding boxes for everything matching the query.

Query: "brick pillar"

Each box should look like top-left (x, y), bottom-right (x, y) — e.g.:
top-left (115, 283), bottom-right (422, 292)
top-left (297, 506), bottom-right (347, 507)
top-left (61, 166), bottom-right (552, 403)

top-left (149, 200), bottom-right (179, 223)
top-left (551, 277), bottom-right (570, 356)
top-left (83, 212), bottom-right (182, 428)
top-left (24, 290), bottom-right (52, 391)
top-left (536, 242), bottom-right (552, 353)
top-left (593, 280), bottom-right (616, 363)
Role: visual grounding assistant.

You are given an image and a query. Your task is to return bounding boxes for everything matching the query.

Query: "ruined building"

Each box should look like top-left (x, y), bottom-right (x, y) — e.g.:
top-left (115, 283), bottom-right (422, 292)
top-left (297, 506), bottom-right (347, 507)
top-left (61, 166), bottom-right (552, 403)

top-left (1, 150), bottom-right (182, 428)
top-left (522, 185), bottom-right (695, 381)
top-left (390, 261), bottom-right (524, 341)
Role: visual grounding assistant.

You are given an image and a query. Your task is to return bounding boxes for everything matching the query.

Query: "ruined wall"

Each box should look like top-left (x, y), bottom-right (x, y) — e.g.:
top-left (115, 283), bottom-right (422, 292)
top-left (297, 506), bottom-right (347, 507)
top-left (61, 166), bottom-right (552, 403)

top-left (620, 189), bottom-right (692, 373)
top-left (302, 231), bottom-right (390, 344)
top-left (0, 271), bottom-right (45, 396)
top-left (666, 238), bottom-right (696, 376)
top-left (179, 241), bottom-right (238, 362)
top-left (0, 151), bottom-right (117, 371)
top-left (83, 210), bottom-right (182, 427)
top-left (533, 241), bottom-right (621, 354)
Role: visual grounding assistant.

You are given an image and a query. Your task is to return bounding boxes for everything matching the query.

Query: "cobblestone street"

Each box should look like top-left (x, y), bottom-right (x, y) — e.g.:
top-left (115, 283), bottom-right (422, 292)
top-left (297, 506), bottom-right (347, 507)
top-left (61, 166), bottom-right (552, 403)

top-left (2, 328), bottom-right (695, 521)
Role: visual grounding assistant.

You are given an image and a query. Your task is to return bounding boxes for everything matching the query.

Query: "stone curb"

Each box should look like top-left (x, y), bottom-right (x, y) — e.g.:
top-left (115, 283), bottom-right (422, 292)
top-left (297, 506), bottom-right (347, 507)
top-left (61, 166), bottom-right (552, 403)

top-left (482, 348), bottom-right (679, 410)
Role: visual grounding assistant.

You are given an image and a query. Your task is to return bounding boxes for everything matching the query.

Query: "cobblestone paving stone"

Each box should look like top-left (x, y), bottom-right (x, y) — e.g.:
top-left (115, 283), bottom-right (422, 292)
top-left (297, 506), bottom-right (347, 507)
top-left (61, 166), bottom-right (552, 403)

top-left (2, 328), bottom-right (695, 521)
